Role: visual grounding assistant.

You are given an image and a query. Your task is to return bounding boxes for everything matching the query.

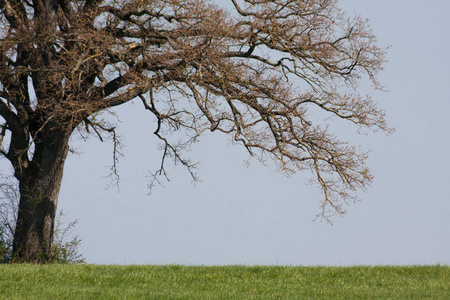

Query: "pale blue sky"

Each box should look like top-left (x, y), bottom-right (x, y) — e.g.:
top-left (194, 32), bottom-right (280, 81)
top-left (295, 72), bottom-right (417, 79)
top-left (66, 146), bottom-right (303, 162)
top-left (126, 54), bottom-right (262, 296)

top-left (54, 0), bottom-right (450, 265)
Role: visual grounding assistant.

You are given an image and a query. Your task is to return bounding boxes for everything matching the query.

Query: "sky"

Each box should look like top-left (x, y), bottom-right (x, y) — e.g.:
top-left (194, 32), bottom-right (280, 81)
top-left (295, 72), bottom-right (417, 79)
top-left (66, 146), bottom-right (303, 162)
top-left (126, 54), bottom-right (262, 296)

top-left (31, 0), bottom-right (450, 265)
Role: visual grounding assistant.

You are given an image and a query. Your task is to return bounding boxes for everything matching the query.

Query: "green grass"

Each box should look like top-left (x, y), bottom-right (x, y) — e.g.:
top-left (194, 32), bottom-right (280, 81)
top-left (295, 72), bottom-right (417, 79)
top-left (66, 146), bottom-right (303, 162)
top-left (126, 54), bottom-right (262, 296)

top-left (0, 265), bottom-right (448, 299)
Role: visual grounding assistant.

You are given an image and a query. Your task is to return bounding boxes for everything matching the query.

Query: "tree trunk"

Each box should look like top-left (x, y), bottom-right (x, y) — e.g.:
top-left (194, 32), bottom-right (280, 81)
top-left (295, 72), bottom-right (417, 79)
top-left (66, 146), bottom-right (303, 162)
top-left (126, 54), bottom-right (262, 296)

top-left (12, 128), bottom-right (71, 263)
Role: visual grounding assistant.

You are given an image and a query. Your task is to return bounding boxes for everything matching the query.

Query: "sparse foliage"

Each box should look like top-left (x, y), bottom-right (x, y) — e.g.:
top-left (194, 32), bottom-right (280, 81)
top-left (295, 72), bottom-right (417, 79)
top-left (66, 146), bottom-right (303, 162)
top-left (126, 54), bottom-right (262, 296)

top-left (0, 179), bottom-right (18, 262)
top-left (0, 0), bottom-right (389, 262)
top-left (51, 211), bottom-right (85, 264)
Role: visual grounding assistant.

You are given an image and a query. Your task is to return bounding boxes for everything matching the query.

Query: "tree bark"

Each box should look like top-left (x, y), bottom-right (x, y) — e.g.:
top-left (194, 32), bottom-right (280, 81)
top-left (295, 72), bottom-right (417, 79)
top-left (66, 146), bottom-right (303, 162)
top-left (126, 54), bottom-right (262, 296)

top-left (12, 127), bottom-right (71, 263)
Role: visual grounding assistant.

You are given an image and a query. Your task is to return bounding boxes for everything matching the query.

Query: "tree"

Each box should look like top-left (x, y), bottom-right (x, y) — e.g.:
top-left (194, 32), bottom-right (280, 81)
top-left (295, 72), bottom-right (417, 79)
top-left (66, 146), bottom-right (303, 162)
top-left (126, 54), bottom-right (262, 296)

top-left (0, 178), bottom-right (84, 263)
top-left (0, 0), bottom-right (389, 262)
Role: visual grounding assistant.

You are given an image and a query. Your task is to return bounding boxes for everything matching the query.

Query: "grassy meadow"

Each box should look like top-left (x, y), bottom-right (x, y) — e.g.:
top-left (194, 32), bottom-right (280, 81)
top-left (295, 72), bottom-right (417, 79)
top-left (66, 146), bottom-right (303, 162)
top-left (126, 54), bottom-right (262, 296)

top-left (0, 264), bottom-right (448, 299)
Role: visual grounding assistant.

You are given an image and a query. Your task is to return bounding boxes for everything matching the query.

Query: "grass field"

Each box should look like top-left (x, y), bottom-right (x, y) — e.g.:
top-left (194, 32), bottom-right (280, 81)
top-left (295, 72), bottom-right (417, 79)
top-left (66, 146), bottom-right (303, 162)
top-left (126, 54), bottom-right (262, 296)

top-left (0, 264), bottom-right (448, 299)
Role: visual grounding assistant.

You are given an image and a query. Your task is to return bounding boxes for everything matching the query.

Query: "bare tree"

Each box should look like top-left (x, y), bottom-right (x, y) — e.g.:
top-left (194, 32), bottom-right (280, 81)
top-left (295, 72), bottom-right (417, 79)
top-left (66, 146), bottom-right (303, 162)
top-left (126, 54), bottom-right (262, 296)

top-left (0, 0), bottom-right (389, 262)
top-left (0, 178), bottom-right (18, 261)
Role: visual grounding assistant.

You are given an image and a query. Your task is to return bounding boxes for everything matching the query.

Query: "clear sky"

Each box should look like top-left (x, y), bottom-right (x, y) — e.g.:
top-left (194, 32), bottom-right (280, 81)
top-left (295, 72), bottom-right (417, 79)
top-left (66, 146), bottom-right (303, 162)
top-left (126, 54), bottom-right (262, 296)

top-left (52, 0), bottom-right (450, 265)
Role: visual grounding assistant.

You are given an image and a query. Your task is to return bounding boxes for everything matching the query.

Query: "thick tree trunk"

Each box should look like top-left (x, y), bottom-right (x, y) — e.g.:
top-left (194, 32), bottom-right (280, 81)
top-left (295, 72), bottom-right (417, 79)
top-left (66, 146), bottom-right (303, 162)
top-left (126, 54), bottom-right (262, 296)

top-left (12, 128), bottom-right (71, 263)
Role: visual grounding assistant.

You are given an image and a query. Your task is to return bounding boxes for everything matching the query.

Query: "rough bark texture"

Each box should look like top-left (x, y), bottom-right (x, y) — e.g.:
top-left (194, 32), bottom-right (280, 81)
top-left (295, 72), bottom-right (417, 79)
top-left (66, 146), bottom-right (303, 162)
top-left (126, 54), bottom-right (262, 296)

top-left (12, 128), bottom-right (70, 262)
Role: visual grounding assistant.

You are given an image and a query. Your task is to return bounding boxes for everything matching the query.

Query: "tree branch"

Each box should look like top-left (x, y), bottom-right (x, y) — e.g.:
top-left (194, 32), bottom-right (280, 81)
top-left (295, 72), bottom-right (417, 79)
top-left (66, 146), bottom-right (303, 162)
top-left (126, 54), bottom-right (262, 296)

top-left (0, 99), bottom-right (21, 136)
top-left (0, 0), bottom-right (29, 31)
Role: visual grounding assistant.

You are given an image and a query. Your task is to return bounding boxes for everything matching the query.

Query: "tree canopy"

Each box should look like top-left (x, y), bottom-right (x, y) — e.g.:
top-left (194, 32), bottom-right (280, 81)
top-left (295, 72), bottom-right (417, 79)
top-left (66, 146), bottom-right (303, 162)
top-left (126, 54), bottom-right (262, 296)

top-left (0, 0), bottom-right (389, 261)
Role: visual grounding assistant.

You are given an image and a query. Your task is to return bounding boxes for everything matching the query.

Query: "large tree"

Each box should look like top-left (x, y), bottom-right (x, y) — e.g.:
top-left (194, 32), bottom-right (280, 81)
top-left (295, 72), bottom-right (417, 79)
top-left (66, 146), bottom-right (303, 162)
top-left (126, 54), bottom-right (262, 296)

top-left (0, 0), bottom-right (389, 262)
